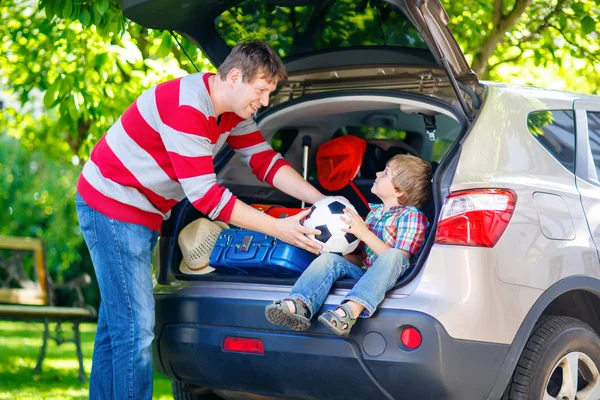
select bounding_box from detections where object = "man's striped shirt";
[77,72,289,230]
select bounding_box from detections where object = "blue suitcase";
[209,229,317,277]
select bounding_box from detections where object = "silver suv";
[123,0,600,398]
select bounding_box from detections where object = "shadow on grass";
[0,321,172,399]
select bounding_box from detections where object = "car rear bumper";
[153,292,509,400]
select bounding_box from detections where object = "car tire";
[172,380,223,400]
[505,316,600,400]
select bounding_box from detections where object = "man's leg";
[89,302,113,399]
[77,194,158,399]
[289,253,365,317]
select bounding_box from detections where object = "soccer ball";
[301,198,360,255]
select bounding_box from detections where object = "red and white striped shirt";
[77,72,290,231]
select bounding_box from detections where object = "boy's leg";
[289,253,365,317]
[76,194,158,400]
[343,248,411,318]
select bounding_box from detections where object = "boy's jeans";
[76,192,159,400]
[290,248,411,318]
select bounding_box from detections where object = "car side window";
[586,112,600,181]
[527,110,576,173]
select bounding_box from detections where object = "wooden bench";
[0,235,97,382]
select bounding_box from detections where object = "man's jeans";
[289,248,411,318]
[76,192,159,400]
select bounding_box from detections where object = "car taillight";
[435,189,516,247]
[222,337,264,354]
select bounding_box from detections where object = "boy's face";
[372,164,402,203]
[226,68,277,119]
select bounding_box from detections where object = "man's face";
[228,69,277,119]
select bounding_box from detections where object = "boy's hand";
[340,208,369,240]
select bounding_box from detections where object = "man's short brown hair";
[218,41,288,84]
[387,154,432,208]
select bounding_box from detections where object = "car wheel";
[172,380,223,400]
[506,316,600,400]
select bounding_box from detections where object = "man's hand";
[340,208,370,241]
[273,208,322,254]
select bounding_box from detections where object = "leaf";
[79,7,90,27]
[572,2,585,14]
[62,0,72,19]
[559,13,567,29]
[581,16,596,35]
[96,0,109,16]
[43,79,61,109]
[156,34,173,57]
[55,0,65,15]
[92,6,102,26]
[45,0,55,18]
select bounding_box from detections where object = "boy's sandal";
[318,304,356,337]
[265,298,311,331]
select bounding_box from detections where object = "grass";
[0,321,172,399]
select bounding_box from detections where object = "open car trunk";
[120,0,480,285]
[155,89,468,288]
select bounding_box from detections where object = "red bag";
[316,136,369,208]
[252,204,306,218]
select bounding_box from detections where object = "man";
[75,41,326,399]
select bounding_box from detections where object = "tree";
[0,0,214,161]
[442,0,599,91]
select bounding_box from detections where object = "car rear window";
[214,0,428,59]
[527,110,576,173]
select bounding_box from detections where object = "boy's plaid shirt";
[362,203,429,269]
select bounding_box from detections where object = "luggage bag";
[209,229,317,277]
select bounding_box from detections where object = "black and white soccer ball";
[301,198,360,255]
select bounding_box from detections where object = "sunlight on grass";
[0,321,172,399]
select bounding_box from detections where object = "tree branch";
[549,24,600,63]
[519,0,570,43]
[493,0,504,27]
[488,46,525,70]
[500,0,532,32]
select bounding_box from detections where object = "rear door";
[574,99,600,260]
[121,0,480,116]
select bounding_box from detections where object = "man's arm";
[228,199,322,254]
[227,121,326,205]
[271,165,326,205]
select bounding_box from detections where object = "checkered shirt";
[362,203,429,269]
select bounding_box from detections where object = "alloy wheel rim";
[544,351,600,400]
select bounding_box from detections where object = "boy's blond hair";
[387,154,432,208]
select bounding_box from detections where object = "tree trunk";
[470,0,532,78]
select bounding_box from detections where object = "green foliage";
[1,0,214,160]
[442,0,600,94]
[0,133,99,304]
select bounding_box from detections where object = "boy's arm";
[360,231,411,258]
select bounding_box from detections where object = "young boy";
[265,154,432,336]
